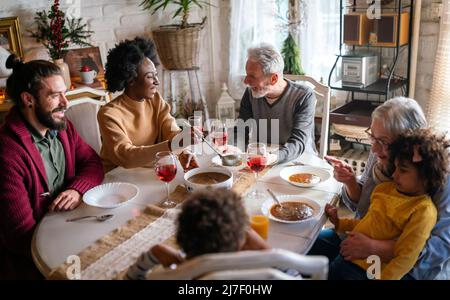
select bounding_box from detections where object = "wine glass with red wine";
[246,143,268,201]
[211,121,228,152]
[155,151,178,208]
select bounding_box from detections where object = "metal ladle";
[183,121,242,167]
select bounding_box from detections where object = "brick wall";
[0,0,230,116]
[0,0,441,111]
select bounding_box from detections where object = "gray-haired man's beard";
[249,85,270,99]
[35,103,67,131]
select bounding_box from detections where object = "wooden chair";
[65,88,109,154]
[145,248,329,280]
[285,75,331,158]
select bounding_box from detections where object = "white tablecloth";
[32,150,342,277]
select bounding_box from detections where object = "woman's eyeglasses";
[365,128,390,149]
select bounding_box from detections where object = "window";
[427,0,450,135]
[228,0,287,99]
[228,0,340,99]
[298,0,340,82]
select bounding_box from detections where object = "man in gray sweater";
[236,43,317,163]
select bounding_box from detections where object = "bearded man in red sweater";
[0,55,104,279]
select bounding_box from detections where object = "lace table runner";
[80,208,179,280]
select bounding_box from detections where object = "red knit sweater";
[0,107,104,279]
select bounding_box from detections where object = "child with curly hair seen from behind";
[125,189,270,280]
[326,128,450,280]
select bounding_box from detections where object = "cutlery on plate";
[291,160,333,171]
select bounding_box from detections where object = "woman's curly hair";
[176,189,249,258]
[104,37,159,93]
[389,128,450,196]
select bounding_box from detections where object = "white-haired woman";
[309,97,450,280]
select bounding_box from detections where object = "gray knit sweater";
[237,79,317,162]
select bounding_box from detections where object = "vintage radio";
[342,53,379,88]
[343,13,373,46]
[372,12,410,47]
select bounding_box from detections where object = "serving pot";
[184,167,233,192]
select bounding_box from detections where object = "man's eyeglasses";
[365,128,390,149]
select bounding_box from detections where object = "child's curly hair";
[105,37,159,93]
[176,189,248,258]
[389,128,450,196]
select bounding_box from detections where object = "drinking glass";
[211,121,228,152]
[250,215,269,240]
[188,116,203,154]
[155,151,178,208]
[246,143,268,201]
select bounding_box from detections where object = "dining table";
[31,145,342,279]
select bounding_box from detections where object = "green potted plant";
[30,0,93,88]
[281,33,305,75]
[139,0,212,70]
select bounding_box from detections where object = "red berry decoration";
[81,65,91,72]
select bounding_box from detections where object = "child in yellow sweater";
[326,129,449,280]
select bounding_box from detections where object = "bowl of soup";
[261,195,323,224]
[184,167,233,192]
[280,166,331,188]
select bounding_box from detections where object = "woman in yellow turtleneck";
[325,129,449,280]
[98,37,197,173]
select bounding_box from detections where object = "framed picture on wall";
[0,16,24,59]
[62,47,105,81]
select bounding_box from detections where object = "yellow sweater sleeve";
[381,202,437,280]
[157,97,180,144]
[336,218,360,233]
[97,96,181,171]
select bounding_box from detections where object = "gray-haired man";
[236,43,317,163]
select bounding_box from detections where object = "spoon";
[267,189,283,207]
[66,214,114,222]
[266,189,290,214]
[183,121,241,166]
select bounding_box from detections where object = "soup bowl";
[184,167,233,192]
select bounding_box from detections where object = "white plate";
[279,165,331,188]
[261,195,323,224]
[83,182,139,208]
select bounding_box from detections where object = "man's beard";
[35,103,67,131]
[249,84,270,99]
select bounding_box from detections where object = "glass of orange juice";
[250,215,269,240]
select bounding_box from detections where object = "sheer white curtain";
[298,0,340,82]
[426,0,450,135]
[228,0,281,99]
[228,0,339,97]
